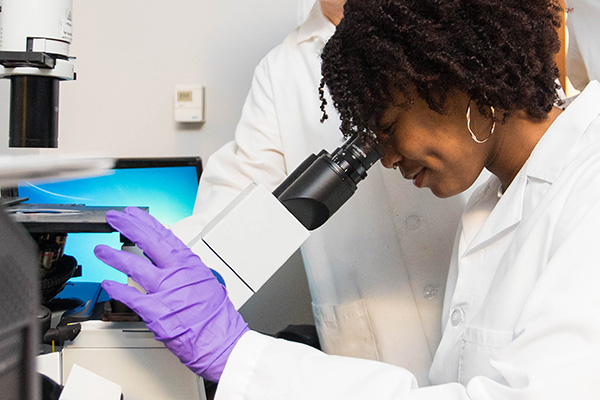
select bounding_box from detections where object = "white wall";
[21,0,295,160]
[1,0,299,160]
[1,0,315,334]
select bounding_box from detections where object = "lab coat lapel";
[526,81,600,184]
[460,174,525,257]
[460,80,600,257]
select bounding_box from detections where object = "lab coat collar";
[525,80,600,184]
[461,81,600,256]
[297,1,336,45]
[460,172,524,257]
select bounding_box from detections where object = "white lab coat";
[215,81,600,399]
[566,0,600,90]
[172,2,477,384]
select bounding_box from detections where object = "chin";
[429,185,462,199]
[431,189,452,198]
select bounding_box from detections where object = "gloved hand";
[94,206,249,382]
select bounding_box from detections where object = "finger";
[101,280,162,322]
[94,244,162,292]
[123,206,165,231]
[105,209,162,249]
[123,207,192,252]
[106,208,193,268]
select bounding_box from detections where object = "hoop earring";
[466,98,495,144]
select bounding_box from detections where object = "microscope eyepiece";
[329,134,383,188]
[274,134,383,230]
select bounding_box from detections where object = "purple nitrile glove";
[94,206,249,382]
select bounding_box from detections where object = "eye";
[380,123,395,136]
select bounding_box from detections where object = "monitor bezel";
[113,157,203,181]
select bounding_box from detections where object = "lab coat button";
[451,308,464,326]
[405,215,422,230]
[423,285,439,300]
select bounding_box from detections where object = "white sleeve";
[171,54,287,243]
[216,331,426,400]
[216,332,483,399]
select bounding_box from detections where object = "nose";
[381,148,402,169]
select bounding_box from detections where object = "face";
[379,90,489,198]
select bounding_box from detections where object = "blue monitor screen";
[18,158,202,283]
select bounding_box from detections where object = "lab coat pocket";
[312,299,379,361]
[459,325,513,384]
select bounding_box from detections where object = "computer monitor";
[17,157,202,283]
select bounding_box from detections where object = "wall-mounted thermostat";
[174,85,205,123]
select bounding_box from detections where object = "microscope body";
[187,183,310,308]
[186,135,383,308]
[0,0,75,148]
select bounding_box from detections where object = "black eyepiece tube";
[274,134,383,230]
[9,75,60,148]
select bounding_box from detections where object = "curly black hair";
[319,0,564,144]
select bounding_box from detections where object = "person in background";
[170,0,482,385]
[564,0,600,91]
[96,0,600,398]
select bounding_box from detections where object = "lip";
[401,167,424,180]
[401,167,426,188]
[412,169,426,188]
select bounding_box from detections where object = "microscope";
[0,0,75,148]
[191,134,383,307]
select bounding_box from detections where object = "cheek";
[392,131,432,160]
[402,123,462,162]
[428,144,486,197]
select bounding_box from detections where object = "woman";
[95,0,600,398]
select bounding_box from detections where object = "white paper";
[37,352,62,385]
[59,364,122,400]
